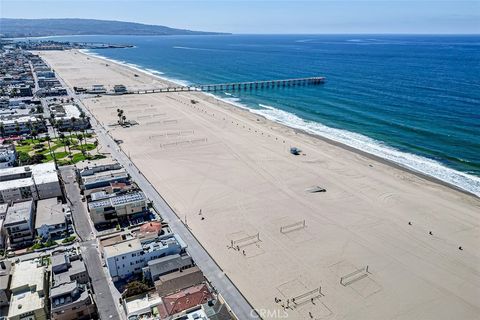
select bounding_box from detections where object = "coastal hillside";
[0,18,227,38]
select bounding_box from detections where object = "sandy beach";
[38,49,480,320]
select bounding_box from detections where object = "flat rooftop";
[4,200,33,226]
[124,292,162,318]
[35,198,65,228]
[63,104,82,118]
[104,238,142,258]
[88,191,146,210]
[51,281,77,298]
[75,156,120,173]
[82,168,128,186]
[10,260,45,293]
[8,291,44,318]
[0,115,39,125]
[0,162,58,191]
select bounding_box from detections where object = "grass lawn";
[72,143,96,152]
[13,134,103,166]
[43,151,69,162]
[16,144,33,153]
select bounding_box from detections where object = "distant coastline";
[0,18,229,38]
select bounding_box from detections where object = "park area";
[13,132,106,166]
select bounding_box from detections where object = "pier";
[130,76,325,94]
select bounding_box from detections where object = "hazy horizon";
[1,0,479,35]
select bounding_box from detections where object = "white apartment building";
[0,162,62,203]
[0,144,16,168]
[0,115,46,136]
[50,104,90,131]
[103,234,187,281]
[8,260,48,320]
[35,198,67,239]
[4,199,35,249]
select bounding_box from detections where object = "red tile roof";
[158,284,212,318]
[139,221,163,235]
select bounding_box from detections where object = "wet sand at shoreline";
[39,49,480,320]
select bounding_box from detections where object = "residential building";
[50,252,97,320]
[35,87,68,97]
[17,85,33,97]
[88,191,147,225]
[145,253,195,282]
[8,260,47,320]
[4,200,35,249]
[0,219,6,249]
[0,204,7,220]
[172,299,234,320]
[81,168,129,191]
[104,234,186,281]
[50,281,96,320]
[157,284,213,319]
[51,254,89,285]
[123,291,162,320]
[35,198,67,239]
[50,104,90,131]
[154,266,204,297]
[0,162,62,203]
[76,158,122,177]
[0,144,16,168]
[0,115,46,136]
[0,261,11,307]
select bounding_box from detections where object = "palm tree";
[78,134,85,155]
[27,120,33,136]
[59,133,67,153]
[14,121,20,137]
[79,112,88,143]
[31,130,38,141]
[71,117,77,131]
[94,138,99,154]
[45,134,57,166]
[70,117,78,148]
[65,139,72,161]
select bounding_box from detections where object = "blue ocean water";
[37,35,480,195]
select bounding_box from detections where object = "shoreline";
[38,49,480,320]
[77,48,479,198]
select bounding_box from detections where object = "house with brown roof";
[157,284,213,319]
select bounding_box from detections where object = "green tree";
[14,121,20,136]
[123,281,149,298]
[45,134,56,166]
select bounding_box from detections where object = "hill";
[0,18,227,38]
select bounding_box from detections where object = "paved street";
[53,72,258,319]
[60,166,122,320]
[60,166,94,241]
[81,239,123,320]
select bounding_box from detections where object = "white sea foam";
[254,104,480,196]
[78,49,480,196]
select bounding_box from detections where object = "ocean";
[33,34,480,195]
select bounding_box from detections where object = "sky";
[1,0,479,34]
